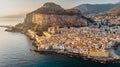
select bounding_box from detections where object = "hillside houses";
[92,16,120,26]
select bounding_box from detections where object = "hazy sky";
[0,0,120,17]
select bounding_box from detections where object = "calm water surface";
[0,18,120,67]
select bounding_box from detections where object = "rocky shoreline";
[34,50,120,64]
[31,42,120,64]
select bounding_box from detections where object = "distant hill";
[99,5,120,16]
[73,3,118,15]
[107,5,120,16]
[117,2,120,4]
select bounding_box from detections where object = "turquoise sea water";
[0,18,120,67]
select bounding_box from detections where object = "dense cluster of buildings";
[27,26,120,59]
[92,16,120,26]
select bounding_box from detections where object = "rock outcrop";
[18,2,92,34]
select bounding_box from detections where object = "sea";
[0,18,120,67]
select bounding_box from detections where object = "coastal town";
[1,0,120,67]
[4,2,120,63]
[27,24,120,62]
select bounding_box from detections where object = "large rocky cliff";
[16,2,92,34]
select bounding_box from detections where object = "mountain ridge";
[99,5,120,16]
[73,3,120,15]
